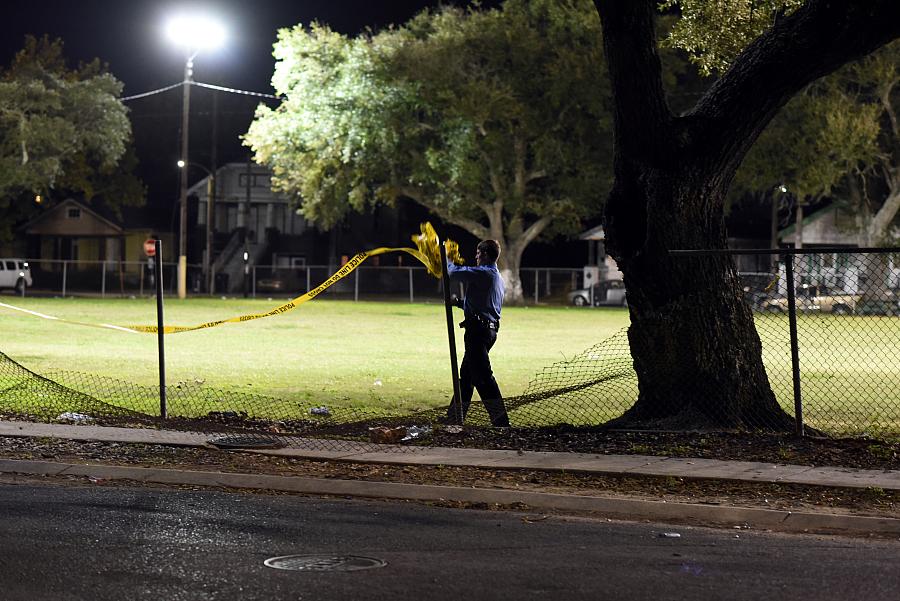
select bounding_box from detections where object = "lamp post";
[177,160,216,294]
[772,184,788,271]
[166,14,225,299]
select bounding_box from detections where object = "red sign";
[144,239,157,257]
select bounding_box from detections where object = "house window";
[238,174,271,188]
[67,208,81,219]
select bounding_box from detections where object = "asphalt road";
[1,480,898,601]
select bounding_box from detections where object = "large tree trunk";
[608,168,792,428]
[498,245,525,305]
[595,0,900,429]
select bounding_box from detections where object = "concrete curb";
[1,459,898,537]
[3,420,900,492]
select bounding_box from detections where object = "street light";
[243,250,250,298]
[177,160,216,294]
[165,14,225,299]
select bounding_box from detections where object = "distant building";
[776,205,900,293]
[186,161,411,293]
[17,198,166,291]
[778,204,859,248]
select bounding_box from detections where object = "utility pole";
[243,157,252,296]
[177,56,193,300]
[206,90,218,294]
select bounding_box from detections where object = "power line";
[192,81,280,100]
[120,83,182,101]
[121,81,281,103]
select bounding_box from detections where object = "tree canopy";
[0,36,141,239]
[245,0,612,301]
[662,2,899,246]
[735,41,899,246]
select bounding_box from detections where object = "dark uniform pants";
[446,323,510,427]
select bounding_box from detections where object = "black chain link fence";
[1,248,898,448]
[732,248,900,438]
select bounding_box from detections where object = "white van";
[0,259,32,294]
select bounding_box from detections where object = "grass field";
[1,296,629,413]
[753,313,900,434]
[2,296,898,433]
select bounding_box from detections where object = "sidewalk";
[2,420,899,492]
[2,420,900,536]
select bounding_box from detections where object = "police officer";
[444,239,510,427]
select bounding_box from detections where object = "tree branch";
[522,214,551,247]
[397,185,491,239]
[593,0,673,158]
[691,0,900,168]
[513,134,526,200]
[478,147,506,202]
[871,190,900,242]
[879,76,900,142]
[525,170,546,184]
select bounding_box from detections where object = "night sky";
[2,0,501,209]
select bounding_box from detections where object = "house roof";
[19,198,124,236]
[778,203,859,246]
[778,205,829,237]
[578,225,606,241]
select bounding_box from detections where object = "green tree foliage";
[661,0,805,76]
[245,0,612,301]
[0,36,141,239]
[736,41,899,245]
[664,2,899,246]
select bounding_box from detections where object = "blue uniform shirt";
[447,260,504,325]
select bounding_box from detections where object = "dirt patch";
[426,426,900,470]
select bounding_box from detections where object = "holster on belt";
[459,314,499,331]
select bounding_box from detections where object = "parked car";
[0,258,32,294]
[257,277,286,292]
[855,291,900,316]
[568,279,628,307]
[761,284,900,316]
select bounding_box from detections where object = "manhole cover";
[207,435,284,450]
[264,555,387,572]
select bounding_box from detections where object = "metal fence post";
[439,241,463,424]
[409,267,414,303]
[101,260,107,298]
[154,240,167,420]
[784,254,805,437]
[354,268,360,301]
[252,265,257,298]
[534,270,539,304]
[306,267,311,293]
[61,261,67,298]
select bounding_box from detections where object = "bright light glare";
[165,15,226,51]
[177,160,186,168]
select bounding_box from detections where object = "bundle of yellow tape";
[125,222,463,334]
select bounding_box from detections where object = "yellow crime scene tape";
[0,222,464,335]
[0,302,142,334]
